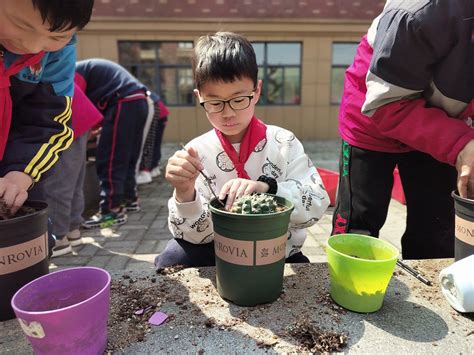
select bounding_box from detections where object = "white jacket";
[168,125,330,258]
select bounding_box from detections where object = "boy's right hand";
[165,146,204,203]
[0,172,31,215]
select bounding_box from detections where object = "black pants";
[96,98,148,212]
[151,117,167,168]
[332,141,456,259]
[139,105,159,171]
[155,238,309,269]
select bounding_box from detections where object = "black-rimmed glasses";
[200,94,255,113]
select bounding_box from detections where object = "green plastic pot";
[209,194,294,306]
[326,233,399,313]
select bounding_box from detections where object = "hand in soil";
[0,199,36,220]
[0,173,31,214]
[0,199,12,220]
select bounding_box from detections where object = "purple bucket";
[11,267,111,355]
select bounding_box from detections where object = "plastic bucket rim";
[11,266,111,316]
[452,190,474,204]
[326,233,399,263]
[0,200,48,227]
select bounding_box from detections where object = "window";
[331,43,358,104]
[118,41,194,106]
[252,42,301,105]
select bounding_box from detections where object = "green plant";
[230,193,279,214]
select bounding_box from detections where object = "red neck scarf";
[0,51,45,160]
[215,116,267,179]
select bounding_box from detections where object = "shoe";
[67,229,82,247]
[136,170,152,185]
[81,209,128,229]
[123,199,141,212]
[52,236,72,257]
[151,166,161,178]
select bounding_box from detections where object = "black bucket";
[452,191,474,261]
[0,201,49,321]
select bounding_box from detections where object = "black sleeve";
[1,82,73,182]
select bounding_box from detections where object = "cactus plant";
[230,193,279,214]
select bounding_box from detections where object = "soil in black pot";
[0,199,36,220]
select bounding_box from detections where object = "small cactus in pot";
[230,193,279,214]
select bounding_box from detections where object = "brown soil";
[0,200,36,220]
[286,318,348,353]
[105,264,349,353]
[400,260,474,324]
[406,260,450,307]
[106,274,167,353]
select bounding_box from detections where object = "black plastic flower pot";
[209,195,294,306]
[0,201,49,321]
[452,191,474,261]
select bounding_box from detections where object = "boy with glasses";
[156,32,330,268]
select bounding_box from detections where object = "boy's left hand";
[0,171,32,215]
[219,178,269,210]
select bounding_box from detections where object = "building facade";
[77,0,384,142]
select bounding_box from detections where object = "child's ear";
[193,89,200,98]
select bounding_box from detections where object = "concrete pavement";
[50,140,407,271]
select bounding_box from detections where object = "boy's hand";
[0,171,32,215]
[166,146,203,203]
[219,178,269,210]
[456,140,474,199]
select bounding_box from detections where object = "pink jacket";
[339,1,473,166]
[158,100,169,119]
[71,76,103,139]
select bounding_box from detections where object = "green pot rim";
[326,233,399,263]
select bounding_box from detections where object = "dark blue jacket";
[75,59,148,110]
[0,40,76,182]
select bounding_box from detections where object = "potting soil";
[105,264,349,353]
[0,199,36,220]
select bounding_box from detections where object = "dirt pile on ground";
[106,275,165,353]
[286,318,348,353]
[105,264,349,353]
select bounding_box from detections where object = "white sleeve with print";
[167,131,219,245]
[259,126,330,257]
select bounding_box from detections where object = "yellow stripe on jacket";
[25,96,74,181]
[34,126,74,181]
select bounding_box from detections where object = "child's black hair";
[32,0,94,32]
[193,32,258,89]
